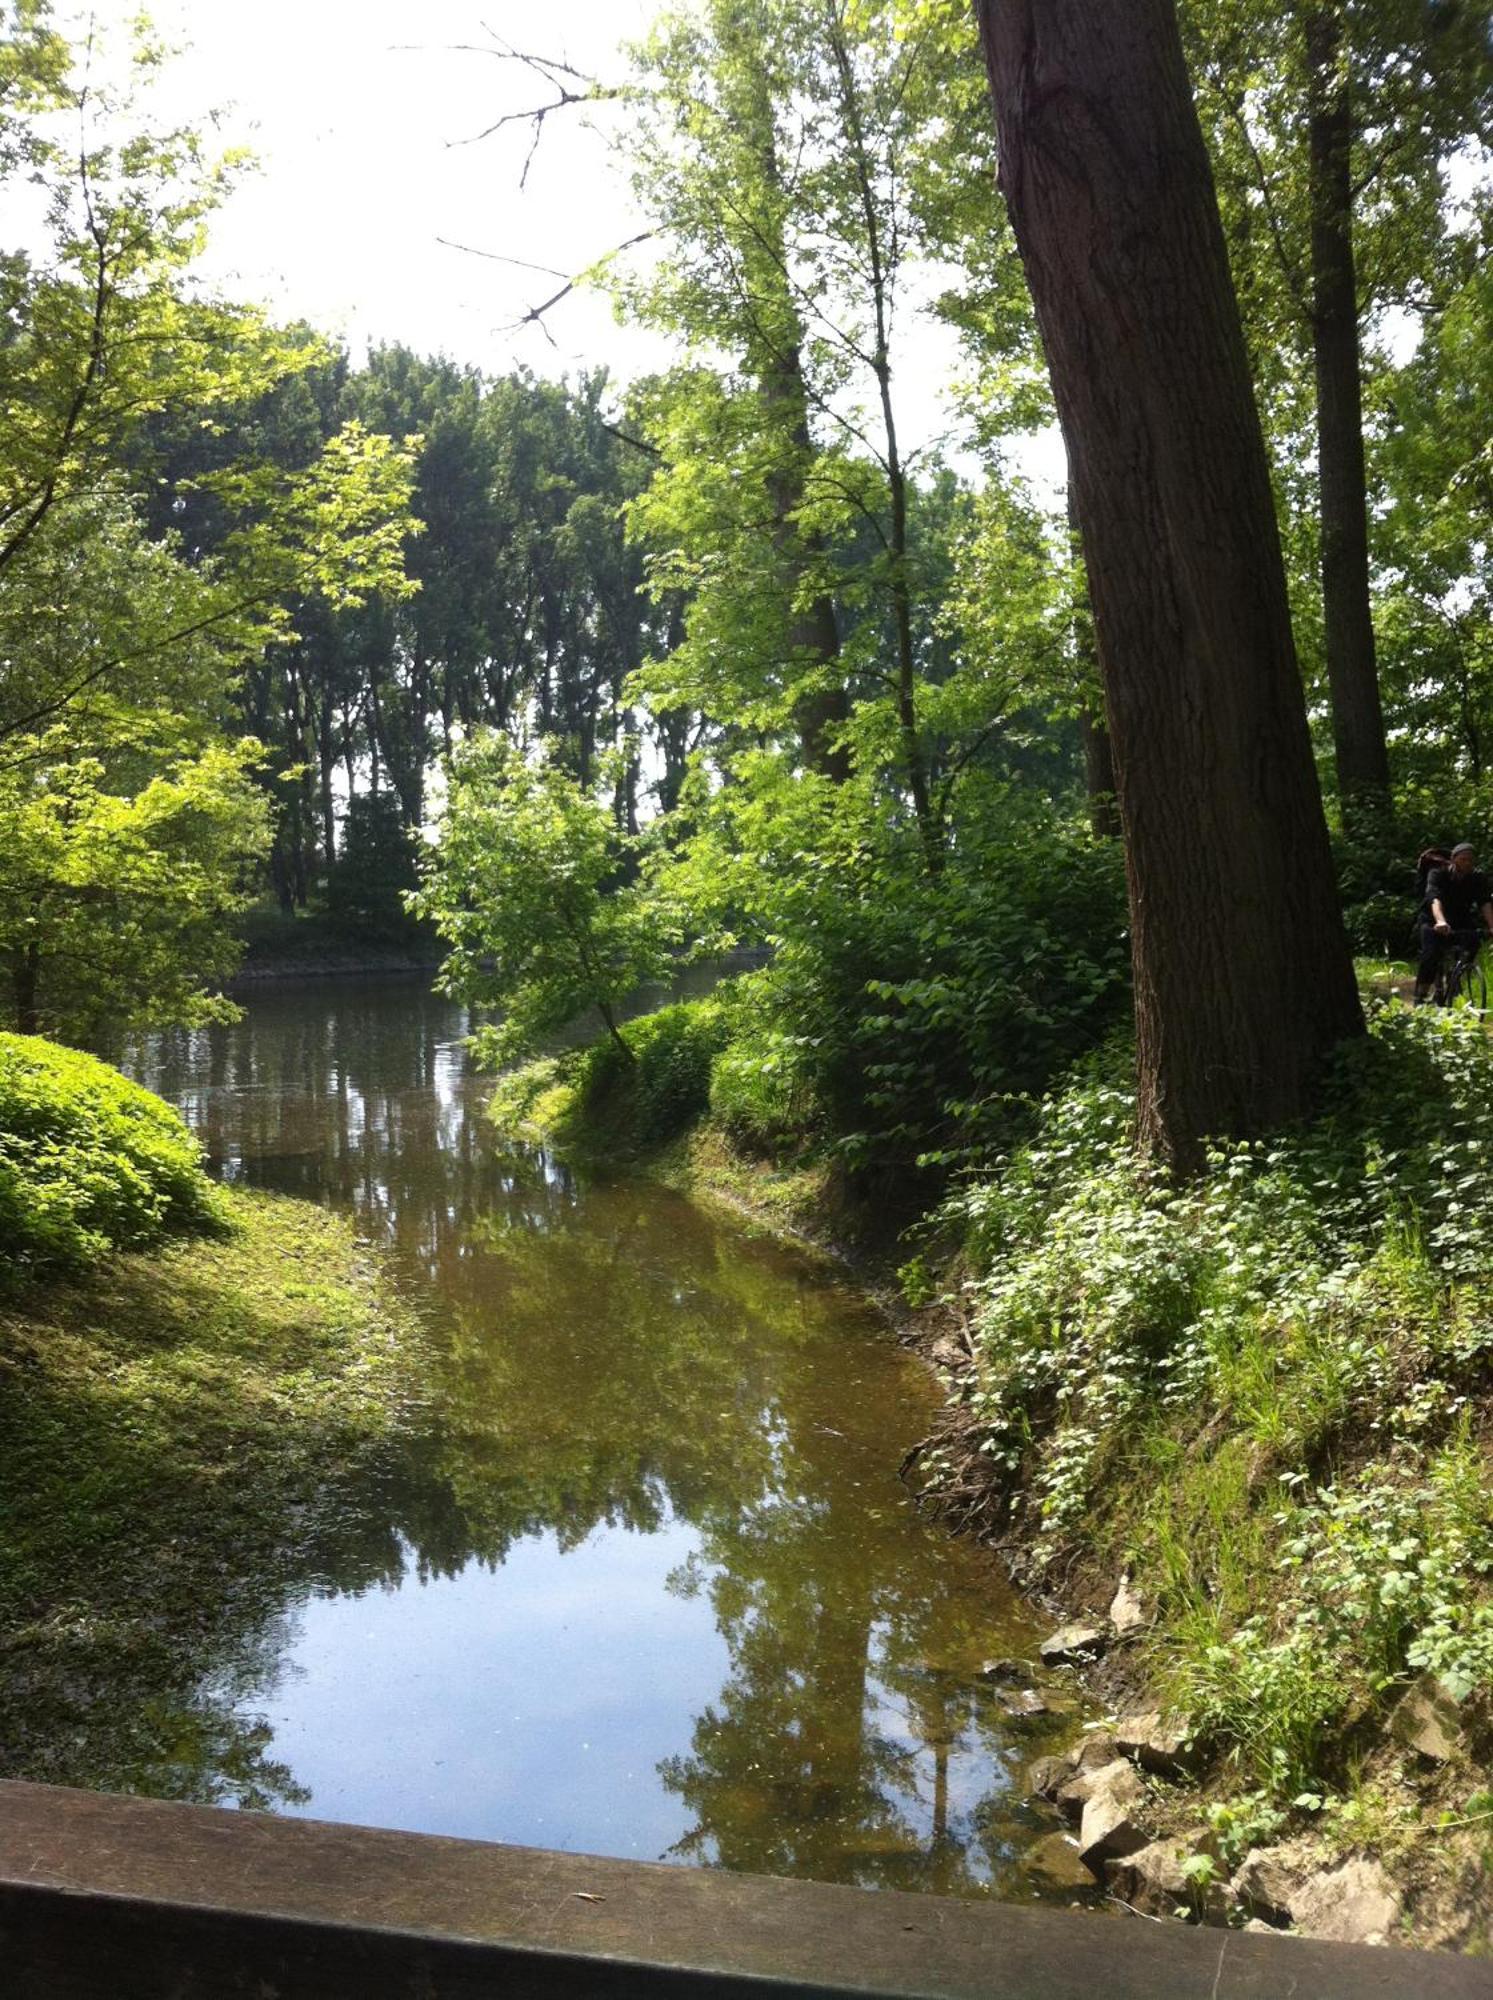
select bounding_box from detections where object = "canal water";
[126,979,1091,1904]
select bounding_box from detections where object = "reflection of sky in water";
[124,982,1091,1901]
[215,1522,724,1858]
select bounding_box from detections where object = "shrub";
[707,976,819,1155]
[0,1034,221,1273]
[667,779,1130,1175]
[567,1000,731,1153]
[935,1004,1493,1796]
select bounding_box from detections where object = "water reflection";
[120,981,1090,1898]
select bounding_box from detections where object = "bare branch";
[485,231,653,342]
[439,31,621,174]
[436,238,570,280]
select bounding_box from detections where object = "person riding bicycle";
[1415,842,1493,1004]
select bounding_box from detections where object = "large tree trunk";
[977,0,1362,1168]
[1304,2,1391,830]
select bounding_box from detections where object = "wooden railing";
[0,1780,1485,1998]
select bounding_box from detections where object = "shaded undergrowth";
[0,1188,417,1803]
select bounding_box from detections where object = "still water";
[127,979,1088,1902]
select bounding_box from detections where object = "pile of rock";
[1025,1721,1403,1944]
[1011,1594,1411,1944]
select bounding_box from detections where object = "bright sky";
[78,0,669,378]
[56,0,1059,486]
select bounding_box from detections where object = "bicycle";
[1433,935,1489,1011]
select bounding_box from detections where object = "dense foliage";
[933,1006,1493,1796]
[0,1034,220,1272]
[5,0,1493,1927]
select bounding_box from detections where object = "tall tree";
[1185,0,1493,828]
[975,0,1363,1166]
[622,0,968,873]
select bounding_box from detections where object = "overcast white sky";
[77,0,669,376]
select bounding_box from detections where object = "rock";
[1039,1622,1108,1667]
[1026,1754,1071,1802]
[978,1656,1037,1687]
[1072,1729,1122,1773]
[1290,1859,1401,1947]
[1390,1676,1462,1764]
[1231,1847,1300,1928]
[1024,1831,1098,1894]
[1056,1750,1125,1813]
[1108,1575,1148,1638]
[1242,1919,1279,1935]
[1106,1833,1231,1923]
[993,1686,1050,1722]
[1113,1710,1195,1779]
[1075,1761,1148,1866]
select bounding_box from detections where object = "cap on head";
[1453,842,1476,858]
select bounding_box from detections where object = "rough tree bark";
[976,0,1363,1167]
[1304,2,1391,829]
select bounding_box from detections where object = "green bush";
[676,785,1130,1176]
[707,976,819,1155]
[937,1005,1493,1796]
[0,1033,221,1273]
[567,1000,731,1153]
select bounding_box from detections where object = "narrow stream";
[126,979,1094,1904]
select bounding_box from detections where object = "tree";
[975,0,1363,1166]
[1374,213,1493,800]
[0,17,419,954]
[624,0,852,785]
[412,736,679,1064]
[620,0,988,876]
[1184,0,1493,828]
[0,735,270,1043]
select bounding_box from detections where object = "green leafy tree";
[1183,0,1493,827]
[413,736,679,1064]
[619,0,1013,875]
[0,736,270,1043]
[325,790,421,936]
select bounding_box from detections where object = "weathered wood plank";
[0,1781,1486,1998]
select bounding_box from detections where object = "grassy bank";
[0,1187,418,1802]
[909,1003,1493,1946]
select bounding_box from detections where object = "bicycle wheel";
[1461,956,1489,1013]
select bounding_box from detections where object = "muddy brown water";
[123,979,1096,1904]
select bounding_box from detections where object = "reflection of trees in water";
[654,1371,1050,1897]
[109,986,1053,1882]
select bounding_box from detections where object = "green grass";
[0,1187,418,1803]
